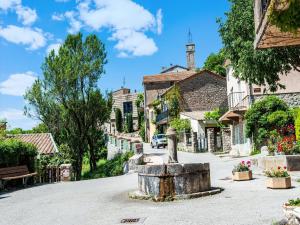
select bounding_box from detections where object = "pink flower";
[241,161,245,164]
[278,166,281,170]
[247,161,251,164]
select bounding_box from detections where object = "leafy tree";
[245,96,294,147]
[135,93,144,130]
[115,108,123,133]
[204,108,225,128]
[32,123,49,133]
[124,113,133,133]
[217,0,300,91]
[165,85,181,119]
[25,33,109,179]
[203,49,226,77]
[170,118,191,133]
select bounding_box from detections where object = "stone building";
[108,88,140,134]
[143,37,198,142]
[220,61,300,156]
[158,70,228,152]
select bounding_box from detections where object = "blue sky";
[0,0,229,129]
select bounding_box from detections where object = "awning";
[219,110,244,123]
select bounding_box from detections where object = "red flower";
[284,166,287,170]
[247,161,251,164]
[241,161,245,164]
[278,166,281,170]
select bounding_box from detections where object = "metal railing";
[156,110,169,124]
[228,92,249,110]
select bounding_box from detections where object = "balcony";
[254,0,300,49]
[156,110,169,125]
[228,92,249,111]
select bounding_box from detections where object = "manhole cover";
[121,218,140,224]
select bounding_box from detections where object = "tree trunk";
[88,138,97,172]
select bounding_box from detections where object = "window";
[254,88,261,93]
[123,101,133,114]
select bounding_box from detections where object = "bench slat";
[2,172,37,181]
[0,166,34,180]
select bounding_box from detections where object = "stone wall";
[221,128,231,153]
[207,128,215,153]
[137,163,211,201]
[179,72,228,112]
[254,93,300,108]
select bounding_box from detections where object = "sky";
[0,0,230,130]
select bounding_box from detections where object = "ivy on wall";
[268,0,300,33]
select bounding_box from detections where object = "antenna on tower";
[122,76,126,88]
[188,29,193,43]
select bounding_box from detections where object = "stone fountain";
[129,127,222,201]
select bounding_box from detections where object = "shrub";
[139,123,146,142]
[115,108,123,133]
[124,113,133,133]
[81,151,134,179]
[232,161,251,174]
[170,118,191,133]
[265,166,290,178]
[286,198,300,206]
[245,96,293,148]
[295,109,300,141]
[0,138,38,172]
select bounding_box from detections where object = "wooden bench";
[0,165,37,189]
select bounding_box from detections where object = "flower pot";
[233,171,252,181]
[282,204,300,219]
[266,177,291,189]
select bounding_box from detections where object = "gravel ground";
[0,144,299,225]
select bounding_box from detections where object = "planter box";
[233,171,252,181]
[266,177,291,189]
[283,204,300,219]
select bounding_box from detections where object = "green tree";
[170,118,191,133]
[115,108,123,133]
[25,33,109,179]
[217,0,300,91]
[203,49,226,77]
[124,113,133,133]
[135,93,144,130]
[245,96,294,147]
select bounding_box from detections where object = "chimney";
[186,30,195,70]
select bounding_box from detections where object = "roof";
[143,71,196,84]
[161,69,226,96]
[180,111,208,121]
[14,133,58,155]
[161,65,188,74]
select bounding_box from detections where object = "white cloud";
[111,29,157,57]
[65,11,82,34]
[0,0,20,11]
[63,0,162,57]
[0,25,47,50]
[0,0,37,25]
[15,5,37,25]
[0,108,38,129]
[156,9,163,35]
[52,12,64,21]
[0,71,37,96]
[46,40,62,55]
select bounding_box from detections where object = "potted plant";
[283,198,300,219]
[265,166,291,189]
[232,161,252,181]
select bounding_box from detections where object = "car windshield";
[156,134,166,139]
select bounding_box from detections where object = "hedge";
[0,139,38,172]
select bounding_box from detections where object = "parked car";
[151,134,167,148]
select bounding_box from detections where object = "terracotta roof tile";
[143,71,196,84]
[14,133,58,155]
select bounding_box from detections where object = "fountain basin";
[130,163,221,201]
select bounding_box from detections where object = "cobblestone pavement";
[1,144,299,225]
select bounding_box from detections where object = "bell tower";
[186,30,195,70]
